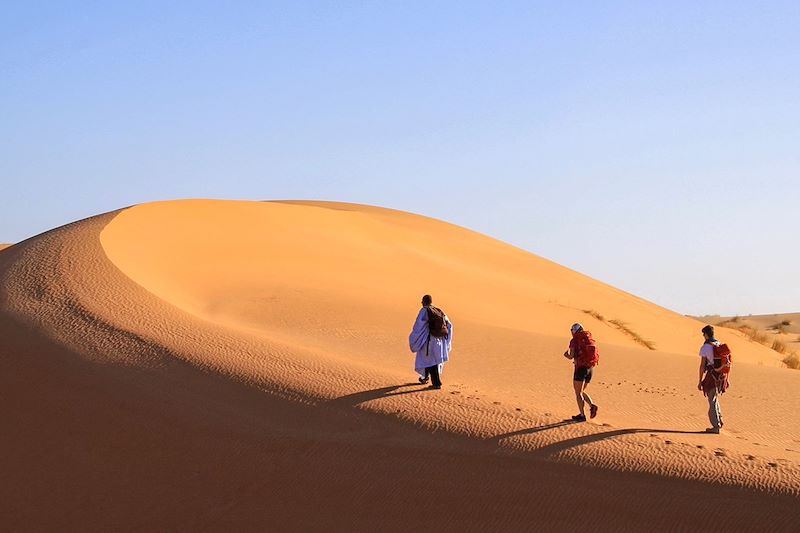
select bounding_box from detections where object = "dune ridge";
[1,199,798,531]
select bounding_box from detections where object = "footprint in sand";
[768,462,778,468]
[450,391,460,395]
[697,445,705,449]
[665,440,673,445]
[746,455,755,460]
[714,450,726,457]
[493,401,501,405]
[515,408,522,411]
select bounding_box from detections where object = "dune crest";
[1,199,798,531]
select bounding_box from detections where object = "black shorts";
[573,366,593,384]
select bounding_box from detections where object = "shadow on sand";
[327,383,430,408]
[490,424,708,458]
[485,420,578,447]
[330,385,710,460]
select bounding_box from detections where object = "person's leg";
[581,386,594,408]
[583,384,600,418]
[707,387,722,429]
[573,380,586,416]
[428,365,441,388]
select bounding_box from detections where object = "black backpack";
[426,306,449,338]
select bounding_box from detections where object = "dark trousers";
[424,365,442,387]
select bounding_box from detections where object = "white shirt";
[699,342,716,366]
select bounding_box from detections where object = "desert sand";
[1,199,798,532]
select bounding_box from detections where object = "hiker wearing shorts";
[698,325,726,434]
[408,294,452,389]
[563,323,600,421]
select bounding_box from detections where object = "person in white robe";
[408,294,453,389]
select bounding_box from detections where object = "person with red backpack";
[698,325,730,434]
[563,323,600,421]
[408,294,453,389]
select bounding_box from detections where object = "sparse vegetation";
[582,309,605,321]
[729,325,796,357]
[718,316,741,328]
[783,352,800,370]
[772,339,788,354]
[608,319,656,350]
[739,326,770,345]
[733,324,759,340]
[769,321,792,334]
[579,310,655,350]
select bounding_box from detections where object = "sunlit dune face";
[100,199,782,366]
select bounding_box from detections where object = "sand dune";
[1,199,798,531]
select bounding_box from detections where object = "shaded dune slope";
[1,200,798,531]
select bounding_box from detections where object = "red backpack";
[712,343,732,375]
[574,331,600,367]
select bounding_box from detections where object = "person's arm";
[409,308,429,353]
[698,357,706,391]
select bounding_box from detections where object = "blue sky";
[2,1,798,315]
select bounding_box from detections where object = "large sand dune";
[1,199,798,531]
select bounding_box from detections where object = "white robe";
[408,307,453,377]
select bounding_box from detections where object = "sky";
[2,1,798,316]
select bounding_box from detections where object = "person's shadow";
[485,420,578,447]
[489,424,707,458]
[327,383,429,408]
[329,386,708,459]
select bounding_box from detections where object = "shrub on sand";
[783,352,800,370]
[609,319,656,350]
[582,309,605,322]
[745,328,769,345]
[772,339,788,354]
[770,321,791,333]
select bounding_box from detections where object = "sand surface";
[1,199,798,532]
